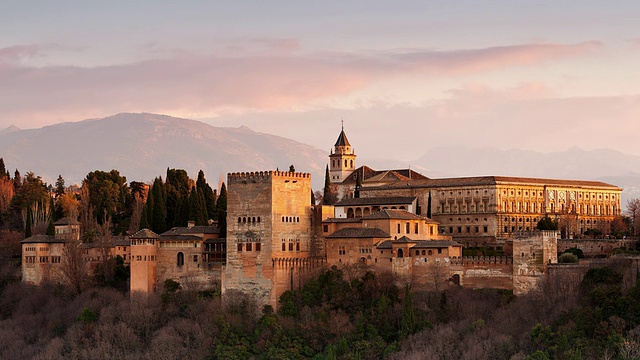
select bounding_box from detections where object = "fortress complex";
[327,127,622,248]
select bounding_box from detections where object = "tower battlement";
[227,171,311,183]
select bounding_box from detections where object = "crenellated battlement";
[227,171,311,183]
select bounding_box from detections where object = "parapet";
[227,170,311,183]
[449,256,513,265]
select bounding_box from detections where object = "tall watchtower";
[224,171,315,309]
[130,229,158,296]
[329,123,356,183]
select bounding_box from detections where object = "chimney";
[187,221,195,228]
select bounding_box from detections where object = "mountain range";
[0,113,638,206]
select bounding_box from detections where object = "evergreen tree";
[0,158,7,179]
[401,284,415,337]
[188,187,207,226]
[24,208,32,238]
[150,177,167,233]
[196,170,217,221]
[174,196,189,227]
[13,169,21,189]
[46,213,55,236]
[165,168,190,227]
[354,172,362,198]
[216,183,227,237]
[139,195,151,230]
[323,165,333,205]
[289,164,295,172]
[54,175,65,198]
[427,191,432,218]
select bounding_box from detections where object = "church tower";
[329,123,356,183]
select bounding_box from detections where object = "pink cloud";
[0,45,41,64]
[0,41,603,128]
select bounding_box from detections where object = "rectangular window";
[484,226,488,233]
[246,243,252,251]
[289,243,294,251]
[438,248,442,254]
[449,227,453,234]
[406,222,410,233]
[323,225,328,232]
[237,243,243,252]
[339,246,346,255]
[296,242,300,251]
[414,223,418,234]
[256,243,261,252]
[193,255,198,262]
[397,224,401,233]
[282,243,286,251]
[457,226,462,233]
[466,226,470,233]
[474,226,479,233]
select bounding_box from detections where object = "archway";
[397,249,404,258]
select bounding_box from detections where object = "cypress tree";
[188,186,207,226]
[54,175,65,198]
[323,165,333,205]
[24,208,32,238]
[196,170,217,221]
[216,183,227,237]
[151,177,167,233]
[354,172,362,198]
[13,169,21,189]
[401,284,416,337]
[46,216,55,236]
[0,158,6,179]
[427,191,432,218]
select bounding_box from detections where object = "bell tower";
[329,121,356,183]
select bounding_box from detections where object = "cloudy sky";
[2,1,640,160]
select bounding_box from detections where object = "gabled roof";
[340,166,429,185]
[396,236,417,243]
[323,218,363,223]
[54,217,80,226]
[21,234,65,244]
[334,129,351,147]
[326,227,390,238]
[334,196,416,207]
[130,229,159,239]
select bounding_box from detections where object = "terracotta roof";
[361,175,621,190]
[326,227,390,238]
[21,234,65,244]
[334,129,351,147]
[160,225,219,236]
[79,236,130,248]
[396,236,417,243]
[54,217,80,225]
[363,209,433,221]
[376,240,393,249]
[340,166,429,185]
[130,229,159,239]
[335,196,416,206]
[159,234,203,241]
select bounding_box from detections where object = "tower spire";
[341,117,344,131]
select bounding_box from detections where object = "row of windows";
[281,216,300,223]
[238,216,261,223]
[132,239,155,246]
[439,202,488,214]
[238,243,262,252]
[331,159,354,168]
[25,256,62,264]
[24,246,36,252]
[446,226,488,234]
[281,242,300,252]
[134,255,156,261]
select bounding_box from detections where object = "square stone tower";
[223,170,314,309]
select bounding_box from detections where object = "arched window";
[397,249,404,258]
[344,159,348,167]
[422,250,426,255]
[428,250,433,256]
[257,217,261,223]
[252,217,256,223]
[350,160,353,168]
[238,217,241,223]
[347,208,355,218]
[177,252,184,267]
[242,217,246,223]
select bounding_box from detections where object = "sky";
[2,1,640,161]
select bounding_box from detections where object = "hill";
[0,113,328,189]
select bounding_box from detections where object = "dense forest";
[0,262,639,359]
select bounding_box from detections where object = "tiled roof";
[130,229,159,239]
[79,236,130,248]
[340,166,429,185]
[335,196,416,206]
[159,234,203,241]
[363,209,432,221]
[326,227,390,238]
[377,240,393,249]
[160,225,219,236]
[396,236,417,243]
[54,217,80,225]
[334,129,351,147]
[361,176,621,190]
[21,234,65,244]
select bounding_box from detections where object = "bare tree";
[60,239,90,294]
[0,176,14,214]
[425,261,449,292]
[626,198,640,236]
